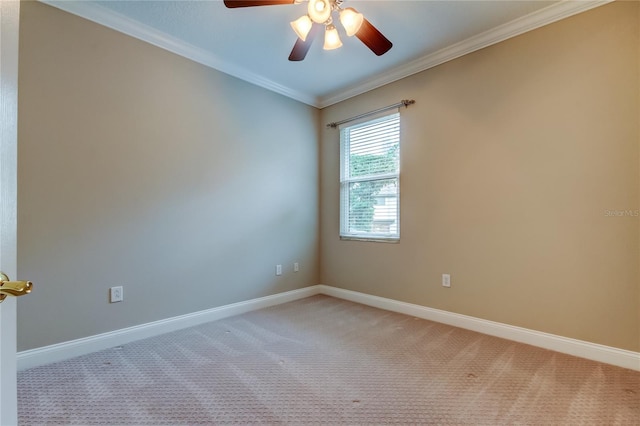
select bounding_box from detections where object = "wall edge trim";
[38,0,612,109]
[17,286,322,371]
[18,284,639,371]
[318,0,614,107]
[38,0,320,107]
[318,285,640,371]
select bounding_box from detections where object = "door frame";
[0,0,21,424]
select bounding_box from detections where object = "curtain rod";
[326,99,415,128]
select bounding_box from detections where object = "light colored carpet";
[18,295,640,424]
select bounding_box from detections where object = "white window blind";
[340,111,400,240]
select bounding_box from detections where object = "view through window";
[340,112,400,240]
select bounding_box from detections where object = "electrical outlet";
[442,274,451,288]
[110,286,123,303]
[276,265,282,276]
[294,262,299,272]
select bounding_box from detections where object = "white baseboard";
[17,285,321,371]
[318,285,640,372]
[18,284,639,372]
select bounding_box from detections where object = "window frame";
[339,111,400,242]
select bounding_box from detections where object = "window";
[340,112,400,241]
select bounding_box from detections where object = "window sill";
[340,236,400,244]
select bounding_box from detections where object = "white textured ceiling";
[42,0,609,107]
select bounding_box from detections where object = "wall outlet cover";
[442,274,451,288]
[110,286,123,303]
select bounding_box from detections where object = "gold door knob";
[0,272,33,302]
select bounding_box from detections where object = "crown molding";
[41,0,611,109]
[317,0,613,108]
[39,0,320,107]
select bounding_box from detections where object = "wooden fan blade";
[288,24,321,61]
[355,18,393,56]
[223,0,295,8]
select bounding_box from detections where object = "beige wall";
[17,2,319,351]
[320,1,640,351]
[16,1,639,354]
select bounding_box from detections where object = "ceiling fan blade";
[223,0,295,8]
[288,24,321,61]
[355,18,393,56]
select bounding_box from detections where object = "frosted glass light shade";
[339,7,363,37]
[323,24,342,50]
[290,15,313,41]
[308,0,331,24]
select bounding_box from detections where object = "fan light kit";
[224,0,392,61]
[292,0,362,49]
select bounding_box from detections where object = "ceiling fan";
[223,0,392,61]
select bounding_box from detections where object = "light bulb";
[339,7,363,37]
[308,0,331,24]
[323,24,342,50]
[290,15,313,41]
